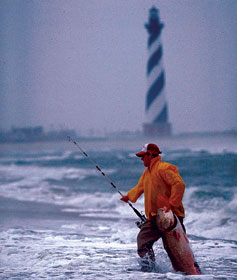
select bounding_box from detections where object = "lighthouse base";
[143,122,172,137]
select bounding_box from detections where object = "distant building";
[143,7,172,136]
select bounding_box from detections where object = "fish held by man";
[156,208,201,275]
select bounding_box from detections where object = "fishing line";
[67,136,146,227]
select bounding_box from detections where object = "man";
[120,143,186,271]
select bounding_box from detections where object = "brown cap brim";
[136,151,146,157]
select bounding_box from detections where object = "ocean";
[0,135,236,280]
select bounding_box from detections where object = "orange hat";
[136,143,161,157]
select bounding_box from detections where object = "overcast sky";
[0,0,236,135]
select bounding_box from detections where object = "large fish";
[156,209,201,275]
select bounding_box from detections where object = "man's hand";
[157,195,171,212]
[162,205,171,213]
[120,195,129,203]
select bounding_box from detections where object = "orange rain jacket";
[127,156,185,219]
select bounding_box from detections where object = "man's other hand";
[120,195,129,203]
[162,205,171,213]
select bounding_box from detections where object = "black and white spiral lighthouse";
[143,7,172,136]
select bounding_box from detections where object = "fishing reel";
[136,212,147,228]
[136,220,146,229]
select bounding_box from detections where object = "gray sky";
[1,0,236,135]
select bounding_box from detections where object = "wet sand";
[0,196,120,231]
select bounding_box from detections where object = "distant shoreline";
[0,126,236,144]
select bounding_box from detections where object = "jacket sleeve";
[127,173,145,203]
[159,168,185,208]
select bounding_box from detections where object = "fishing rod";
[67,136,146,228]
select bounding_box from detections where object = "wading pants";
[137,216,186,259]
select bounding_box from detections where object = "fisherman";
[120,143,186,272]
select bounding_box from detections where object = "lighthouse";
[143,7,172,136]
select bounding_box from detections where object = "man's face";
[141,153,153,167]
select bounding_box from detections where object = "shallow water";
[0,135,236,279]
